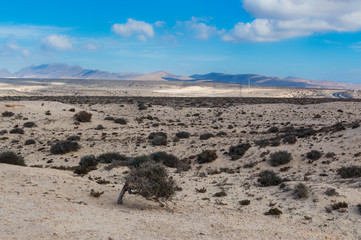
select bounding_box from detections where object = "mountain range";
[1,63,360,90]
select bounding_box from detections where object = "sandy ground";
[0,98,360,239]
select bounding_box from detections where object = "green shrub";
[150,152,180,168]
[337,166,361,178]
[197,150,217,164]
[23,122,37,128]
[200,133,214,140]
[151,136,167,146]
[24,139,36,145]
[0,151,25,166]
[79,155,97,168]
[10,128,24,134]
[50,140,80,154]
[176,131,190,139]
[258,170,282,186]
[114,118,127,124]
[74,111,92,122]
[129,155,152,167]
[269,151,292,166]
[265,208,282,215]
[229,143,251,160]
[293,183,309,199]
[117,161,176,204]
[67,135,81,141]
[97,152,128,164]
[306,150,322,161]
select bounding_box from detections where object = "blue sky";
[0,0,361,83]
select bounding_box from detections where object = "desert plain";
[0,79,361,240]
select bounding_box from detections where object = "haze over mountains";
[1,63,360,90]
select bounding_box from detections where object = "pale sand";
[0,99,361,239]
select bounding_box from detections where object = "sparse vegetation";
[269,151,292,166]
[0,151,25,166]
[129,155,152,167]
[50,140,80,154]
[200,133,214,140]
[24,139,36,145]
[97,152,128,164]
[150,152,180,168]
[151,136,167,146]
[67,135,81,141]
[23,121,37,128]
[10,128,24,134]
[213,190,227,197]
[258,170,282,186]
[74,111,92,122]
[331,202,348,210]
[337,166,361,178]
[79,155,97,168]
[293,183,309,199]
[306,150,323,161]
[197,150,217,164]
[229,143,251,160]
[117,160,176,204]
[265,208,282,215]
[2,111,14,117]
[114,118,127,124]
[175,131,190,139]
[239,200,251,206]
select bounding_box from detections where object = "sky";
[0,0,361,83]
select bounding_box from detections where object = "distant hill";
[189,73,361,90]
[1,63,360,89]
[0,68,14,77]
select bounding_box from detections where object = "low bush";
[74,111,92,122]
[117,161,176,204]
[176,131,190,139]
[269,151,292,166]
[229,143,251,160]
[200,133,214,140]
[197,150,217,164]
[23,122,37,128]
[114,118,127,125]
[331,202,348,210]
[79,155,98,168]
[306,150,323,161]
[104,116,115,121]
[24,139,36,145]
[268,126,279,133]
[151,136,167,146]
[2,111,14,117]
[148,132,167,140]
[337,166,361,178]
[10,128,24,134]
[67,135,81,141]
[239,200,251,206]
[129,155,152,167]
[150,152,180,168]
[265,208,282,216]
[50,140,80,154]
[0,151,25,166]
[258,170,282,186]
[293,183,309,199]
[97,152,128,164]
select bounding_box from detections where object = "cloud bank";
[223,0,361,42]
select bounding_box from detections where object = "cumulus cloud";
[223,0,361,42]
[183,17,224,40]
[0,40,30,56]
[41,34,73,51]
[112,18,154,41]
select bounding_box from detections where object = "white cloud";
[223,0,361,42]
[41,34,73,51]
[84,43,98,51]
[112,18,154,41]
[154,21,166,27]
[183,17,224,40]
[0,40,30,57]
[0,24,70,39]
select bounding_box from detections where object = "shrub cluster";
[24,139,36,145]
[2,111,14,117]
[229,143,251,160]
[293,183,309,199]
[114,118,127,125]
[176,131,190,139]
[23,122,37,128]
[10,128,24,134]
[306,150,323,161]
[258,170,282,186]
[200,133,214,140]
[269,151,292,166]
[337,166,361,178]
[67,135,81,141]
[197,150,217,164]
[0,151,25,166]
[74,111,92,122]
[79,155,97,168]
[97,152,128,164]
[50,140,80,154]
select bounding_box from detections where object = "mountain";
[189,73,361,90]
[128,71,191,81]
[0,68,14,77]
